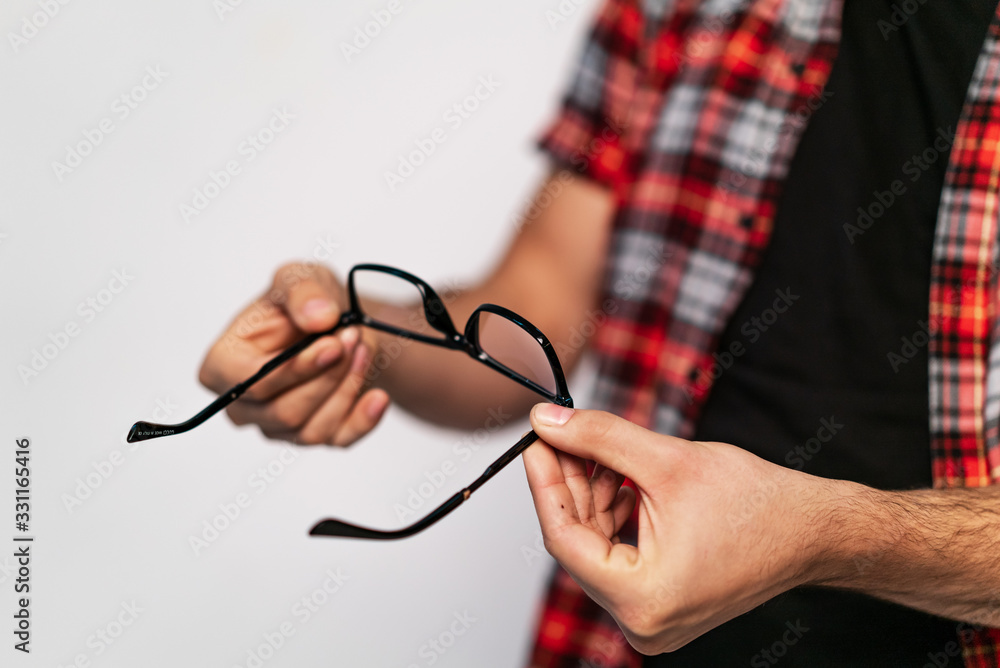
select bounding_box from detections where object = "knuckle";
[266,401,309,431]
[329,429,357,447]
[225,405,248,426]
[582,410,619,445]
[239,382,271,402]
[657,439,695,474]
[295,427,327,446]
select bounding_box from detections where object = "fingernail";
[315,343,342,368]
[339,327,360,351]
[366,393,389,420]
[534,403,574,427]
[302,298,335,323]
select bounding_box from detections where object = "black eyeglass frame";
[127,263,573,540]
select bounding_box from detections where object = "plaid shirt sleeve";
[537,0,645,194]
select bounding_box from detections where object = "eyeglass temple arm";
[127,314,356,443]
[308,430,541,540]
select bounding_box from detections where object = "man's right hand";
[198,262,390,446]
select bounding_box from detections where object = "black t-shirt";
[645,0,995,665]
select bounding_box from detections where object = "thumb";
[269,263,345,332]
[529,404,667,484]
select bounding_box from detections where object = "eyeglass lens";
[351,268,448,339]
[477,312,558,395]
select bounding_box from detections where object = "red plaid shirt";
[530,0,1000,666]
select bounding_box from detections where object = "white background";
[0,0,600,666]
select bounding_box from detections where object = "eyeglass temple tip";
[309,518,401,540]
[126,421,174,443]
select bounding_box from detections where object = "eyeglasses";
[127,263,573,540]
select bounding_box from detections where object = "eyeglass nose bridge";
[348,263,461,339]
[420,291,457,336]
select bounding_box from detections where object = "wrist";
[798,477,895,589]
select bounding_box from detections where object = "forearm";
[811,482,1000,626]
[366,171,616,428]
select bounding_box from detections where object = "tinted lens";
[478,312,557,395]
[352,269,446,339]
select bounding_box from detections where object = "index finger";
[522,439,617,567]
